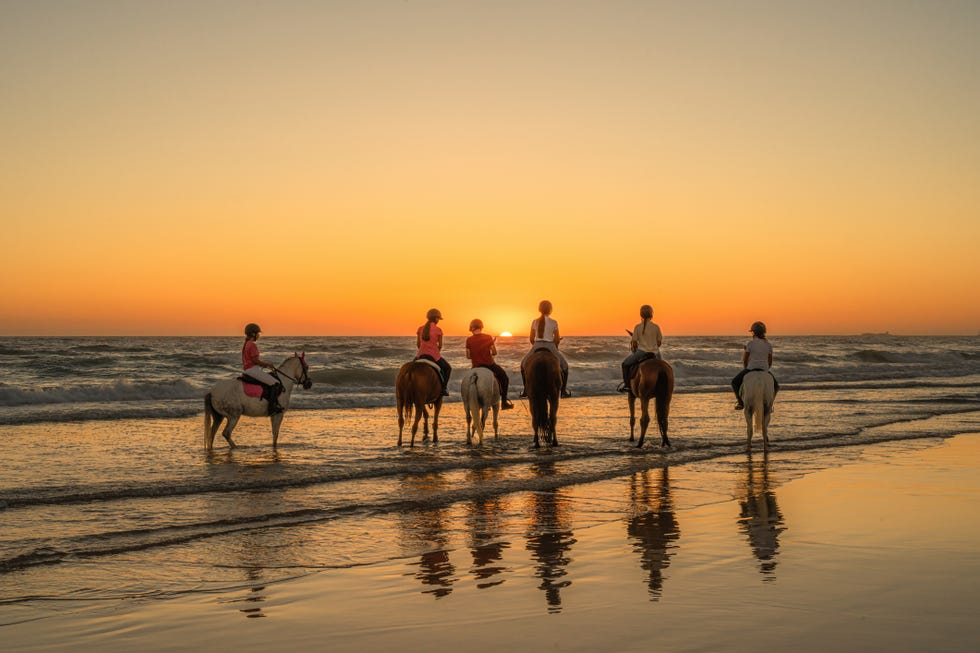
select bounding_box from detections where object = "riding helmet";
[244,323,262,337]
[750,321,767,336]
[426,308,442,322]
[469,319,484,331]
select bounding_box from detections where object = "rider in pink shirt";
[242,323,284,414]
[416,308,451,396]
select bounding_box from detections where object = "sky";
[2,1,978,336]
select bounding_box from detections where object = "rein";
[270,356,309,385]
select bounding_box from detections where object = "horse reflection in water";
[524,461,576,613]
[737,451,786,580]
[205,459,310,619]
[626,467,680,600]
[465,467,511,589]
[398,472,457,597]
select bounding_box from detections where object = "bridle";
[272,353,313,389]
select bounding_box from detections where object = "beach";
[2,336,979,651]
[4,427,978,652]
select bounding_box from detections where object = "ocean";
[2,335,979,622]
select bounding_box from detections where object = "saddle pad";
[241,381,264,398]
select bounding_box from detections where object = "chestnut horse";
[524,349,562,447]
[395,360,444,446]
[627,357,674,448]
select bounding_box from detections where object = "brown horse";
[396,360,444,446]
[524,349,562,447]
[628,358,674,448]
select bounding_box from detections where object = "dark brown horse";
[396,360,444,446]
[524,349,562,447]
[628,358,674,448]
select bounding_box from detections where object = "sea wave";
[0,379,204,407]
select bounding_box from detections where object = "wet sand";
[5,433,980,653]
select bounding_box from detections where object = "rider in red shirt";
[465,319,514,409]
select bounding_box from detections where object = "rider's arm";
[437,334,443,351]
[742,350,750,368]
[553,324,562,347]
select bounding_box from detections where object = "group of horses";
[203,350,776,452]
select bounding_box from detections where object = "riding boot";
[268,383,285,415]
[560,370,571,398]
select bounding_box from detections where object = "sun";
[499,331,513,338]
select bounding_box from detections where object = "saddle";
[626,352,659,383]
[239,375,279,402]
[414,357,445,384]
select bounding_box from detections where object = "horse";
[524,349,562,447]
[742,370,775,450]
[204,353,312,451]
[395,360,444,446]
[460,367,501,445]
[627,357,674,448]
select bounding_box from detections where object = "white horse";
[204,353,312,451]
[460,367,501,445]
[742,370,775,450]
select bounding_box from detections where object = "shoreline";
[5,432,979,652]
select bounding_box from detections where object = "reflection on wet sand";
[399,472,457,598]
[626,467,680,600]
[206,456,306,619]
[524,461,576,613]
[465,467,511,589]
[737,452,786,580]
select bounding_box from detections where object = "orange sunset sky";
[2,2,978,336]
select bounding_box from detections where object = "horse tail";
[747,373,766,432]
[204,393,213,447]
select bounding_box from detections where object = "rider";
[731,321,780,410]
[519,300,571,398]
[242,323,284,415]
[465,318,515,410]
[416,308,451,396]
[618,305,663,392]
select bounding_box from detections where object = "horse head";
[281,352,313,389]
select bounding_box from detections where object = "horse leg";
[397,400,407,447]
[762,410,771,451]
[204,395,225,452]
[637,396,651,448]
[432,399,441,444]
[491,404,499,440]
[628,393,637,442]
[411,402,424,447]
[222,415,241,448]
[549,397,559,446]
[271,412,284,448]
[656,389,672,448]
